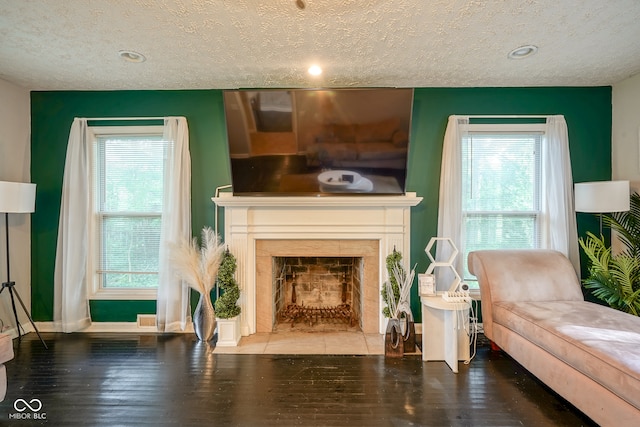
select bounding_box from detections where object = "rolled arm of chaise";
[468,249,583,340]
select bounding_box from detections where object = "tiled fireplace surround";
[212,193,422,337]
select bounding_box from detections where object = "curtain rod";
[83,117,166,121]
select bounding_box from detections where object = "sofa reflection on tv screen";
[305,118,409,170]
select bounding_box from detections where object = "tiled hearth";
[212,193,422,339]
[213,331,385,355]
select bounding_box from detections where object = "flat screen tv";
[222,88,414,196]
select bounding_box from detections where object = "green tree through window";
[461,131,542,282]
[93,130,167,291]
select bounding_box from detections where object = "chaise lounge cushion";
[493,300,640,411]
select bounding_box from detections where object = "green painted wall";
[31,87,612,322]
[30,90,228,321]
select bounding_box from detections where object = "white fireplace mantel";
[212,193,423,208]
[211,192,423,337]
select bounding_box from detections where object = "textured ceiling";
[1,0,640,90]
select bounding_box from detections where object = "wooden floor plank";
[0,333,597,426]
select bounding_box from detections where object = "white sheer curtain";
[156,117,192,332]
[54,118,93,332]
[54,117,192,333]
[436,114,580,287]
[543,115,580,272]
[436,116,468,286]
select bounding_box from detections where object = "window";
[89,126,166,299]
[438,116,578,293]
[461,124,545,284]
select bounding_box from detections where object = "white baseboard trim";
[31,321,194,334]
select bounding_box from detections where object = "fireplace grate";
[279,303,356,327]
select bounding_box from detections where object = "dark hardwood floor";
[1,332,597,426]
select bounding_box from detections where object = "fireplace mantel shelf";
[212,191,422,208]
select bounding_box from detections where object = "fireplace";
[272,256,363,331]
[212,193,422,337]
[256,239,378,333]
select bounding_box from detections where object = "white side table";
[421,294,470,373]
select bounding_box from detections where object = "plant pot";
[384,318,404,358]
[215,315,241,347]
[193,291,216,342]
[400,310,416,353]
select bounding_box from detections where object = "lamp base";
[0,281,48,349]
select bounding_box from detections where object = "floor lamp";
[574,180,630,235]
[0,181,47,348]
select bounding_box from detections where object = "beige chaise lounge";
[468,249,640,426]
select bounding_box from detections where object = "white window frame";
[88,125,164,300]
[461,123,547,284]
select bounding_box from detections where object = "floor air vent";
[137,314,157,328]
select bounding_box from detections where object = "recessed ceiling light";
[118,50,146,63]
[508,45,538,60]
[308,65,322,76]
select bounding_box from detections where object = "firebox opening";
[272,256,363,331]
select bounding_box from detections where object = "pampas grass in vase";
[170,227,225,341]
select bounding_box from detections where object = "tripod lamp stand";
[0,181,47,348]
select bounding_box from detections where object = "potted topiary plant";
[579,192,640,316]
[214,248,242,346]
[381,248,416,357]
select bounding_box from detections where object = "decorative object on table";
[418,273,436,296]
[424,237,461,292]
[579,191,640,316]
[170,227,225,341]
[214,248,242,346]
[0,181,47,349]
[575,180,630,235]
[381,248,417,357]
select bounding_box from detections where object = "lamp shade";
[574,180,630,213]
[0,181,36,213]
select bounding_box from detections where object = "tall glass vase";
[193,291,216,342]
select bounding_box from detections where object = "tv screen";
[222,88,414,196]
